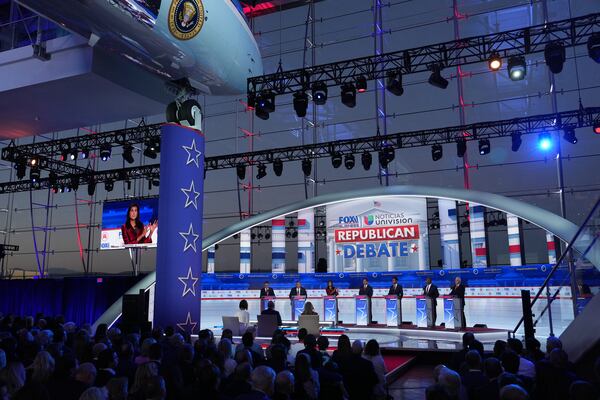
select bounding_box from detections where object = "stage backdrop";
[326,197,429,272]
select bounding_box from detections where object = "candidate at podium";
[359,278,374,324]
[449,276,466,329]
[289,281,307,299]
[325,280,339,296]
[260,281,275,298]
[423,277,439,326]
[388,276,403,299]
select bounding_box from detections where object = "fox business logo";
[338,213,413,227]
[168,0,205,40]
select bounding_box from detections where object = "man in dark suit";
[388,276,403,299]
[259,281,275,298]
[423,277,439,326]
[450,276,466,329]
[359,278,374,324]
[288,281,307,299]
[260,300,282,326]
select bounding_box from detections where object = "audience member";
[261,301,282,326]
[289,328,307,361]
[472,357,503,400]
[294,353,319,400]
[363,339,387,400]
[507,338,535,378]
[460,349,487,398]
[273,370,294,400]
[316,336,331,366]
[297,334,321,370]
[499,383,528,400]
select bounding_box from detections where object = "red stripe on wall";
[509,245,521,253]
[475,247,487,256]
[272,219,285,226]
[547,241,556,250]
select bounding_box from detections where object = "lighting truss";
[247,13,600,97]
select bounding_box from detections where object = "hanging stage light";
[273,158,283,176]
[331,152,342,168]
[386,70,404,96]
[488,52,502,71]
[511,132,522,152]
[507,56,526,81]
[428,65,448,89]
[588,33,600,63]
[256,163,267,179]
[105,180,114,192]
[340,84,357,108]
[431,144,443,161]
[302,158,312,176]
[356,76,367,93]
[563,127,577,144]
[344,153,355,170]
[87,177,96,196]
[255,90,275,120]
[60,150,69,162]
[545,42,566,74]
[538,132,553,151]
[69,149,78,161]
[70,175,79,191]
[456,138,467,158]
[293,91,309,118]
[361,151,372,170]
[311,81,328,105]
[478,139,491,155]
[378,146,395,168]
[29,166,40,182]
[15,159,26,180]
[236,163,246,180]
[122,144,135,164]
[144,141,157,159]
[594,121,600,134]
[99,144,112,161]
[80,148,90,159]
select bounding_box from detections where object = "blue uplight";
[538,133,553,151]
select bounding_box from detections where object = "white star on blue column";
[181,180,200,209]
[182,139,202,168]
[178,266,199,297]
[177,312,198,333]
[179,223,199,253]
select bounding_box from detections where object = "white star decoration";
[178,267,199,297]
[179,223,200,253]
[181,180,200,209]
[182,139,202,168]
[177,312,197,333]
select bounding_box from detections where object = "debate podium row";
[261,295,464,328]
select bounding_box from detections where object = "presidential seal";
[168,0,205,40]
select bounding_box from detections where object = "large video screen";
[101,198,159,250]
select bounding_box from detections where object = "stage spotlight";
[428,65,448,89]
[30,166,40,182]
[361,151,372,170]
[273,158,283,176]
[87,178,96,196]
[122,145,135,164]
[236,163,246,180]
[70,175,79,191]
[29,157,39,167]
[292,230,298,239]
[311,81,328,105]
[331,152,342,168]
[302,158,312,176]
[293,91,309,118]
[105,180,114,192]
[285,230,291,239]
[150,137,160,153]
[386,70,404,96]
[478,139,491,155]
[51,185,59,194]
[563,127,577,144]
[488,52,502,71]
[341,84,357,108]
[144,142,157,159]
[431,144,443,161]
[251,232,256,240]
[100,144,112,161]
[456,138,467,158]
[258,90,275,113]
[265,232,271,240]
[508,56,526,81]
[538,132,553,151]
[256,163,267,179]
[356,76,367,93]
[80,148,90,159]
[59,150,69,161]
[588,33,600,63]
[344,154,355,170]
[511,132,522,152]
[69,149,77,161]
[15,160,26,180]
[49,172,57,186]
[594,121,600,134]
[545,42,566,74]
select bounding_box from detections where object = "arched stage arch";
[93,185,596,330]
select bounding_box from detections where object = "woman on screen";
[121,203,157,245]
[325,280,339,296]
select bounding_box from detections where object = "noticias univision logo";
[364,215,375,225]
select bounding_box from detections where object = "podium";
[323,296,338,323]
[416,296,436,327]
[452,297,464,329]
[355,295,369,326]
[443,296,455,329]
[291,296,306,321]
[260,296,275,312]
[385,295,402,327]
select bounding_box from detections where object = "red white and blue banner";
[438,199,460,268]
[207,245,216,273]
[546,232,557,264]
[271,219,286,273]
[240,228,251,273]
[507,214,523,267]
[469,204,488,267]
[326,197,429,271]
[154,124,204,335]
[297,210,315,273]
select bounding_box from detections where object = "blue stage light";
[538,132,553,151]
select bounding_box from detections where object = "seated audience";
[362,339,387,400]
[261,301,282,326]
